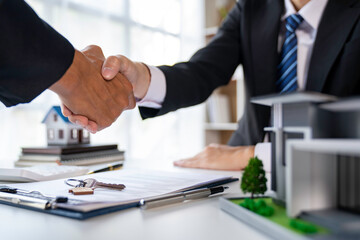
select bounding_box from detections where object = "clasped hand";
[59,50,151,133]
[49,45,136,133]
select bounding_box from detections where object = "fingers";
[174,144,248,171]
[60,103,72,117]
[86,121,98,133]
[102,55,130,80]
[68,115,88,127]
[107,70,136,111]
[173,158,200,169]
[60,103,98,133]
[67,114,98,134]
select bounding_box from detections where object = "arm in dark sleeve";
[0,0,75,107]
[139,1,243,119]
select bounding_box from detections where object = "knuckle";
[108,55,121,66]
[83,44,97,53]
[111,108,121,119]
[116,54,127,61]
[118,101,129,111]
[89,44,100,51]
[85,45,104,60]
[117,55,130,71]
[101,119,112,129]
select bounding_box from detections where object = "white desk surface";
[0,161,270,240]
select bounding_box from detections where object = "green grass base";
[230,198,329,236]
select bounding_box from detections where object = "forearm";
[0,0,74,107]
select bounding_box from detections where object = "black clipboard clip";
[0,186,68,210]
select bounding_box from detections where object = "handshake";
[49,45,151,133]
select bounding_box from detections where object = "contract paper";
[8,168,233,212]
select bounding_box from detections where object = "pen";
[139,186,229,209]
[87,163,123,174]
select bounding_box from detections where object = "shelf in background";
[204,122,238,131]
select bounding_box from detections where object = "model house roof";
[320,98,360,112]
[41,106,71,124]
[251,92,337,106]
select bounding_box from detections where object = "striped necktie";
[276,14,304,93]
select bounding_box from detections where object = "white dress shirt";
[137,0,329,172]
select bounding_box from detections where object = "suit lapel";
[250,0,283,95]
[306,0,360,92]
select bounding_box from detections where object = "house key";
[83,178,126,191]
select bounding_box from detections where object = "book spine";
[60,155,125,166]
[19,149,124,162]
[22,144,118,155]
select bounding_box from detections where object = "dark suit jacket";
[140,0,360,146]
[0,0,74,107]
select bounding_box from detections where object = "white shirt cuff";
[254,142,271,172]
[0,101,5,110]
[136,65,166,109]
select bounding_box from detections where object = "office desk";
[0,162,270,240]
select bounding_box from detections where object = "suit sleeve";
[139,1,243,118]
[0,0,75,107]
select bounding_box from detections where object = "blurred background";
[0,0,240,167]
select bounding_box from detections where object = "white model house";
[251,92,337,204]
[42,106,90,146]
[220,93,360,238]
[252,94,360,236]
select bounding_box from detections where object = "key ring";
[65,179,85,188]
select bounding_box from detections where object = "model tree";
[241,156,267,199]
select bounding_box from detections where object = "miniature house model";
[42,106,90,146]
[251,92,338,204]
[252,92,360,236]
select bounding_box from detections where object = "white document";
[7,168,234,212]
[0,165,89,182]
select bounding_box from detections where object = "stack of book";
[15,144,124,167]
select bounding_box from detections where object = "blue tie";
[276,14,304,93]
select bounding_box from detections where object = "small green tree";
[241,156,267,199]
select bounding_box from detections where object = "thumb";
[102,55,129,81]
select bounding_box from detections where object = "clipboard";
[0,194,139,220]
[0,172,238,220]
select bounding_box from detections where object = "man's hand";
[49,46,136,132]
[102,55,151,99]
[65,54,151,131]
[173,144,255,171]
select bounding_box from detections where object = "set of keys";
[65,178,126,195]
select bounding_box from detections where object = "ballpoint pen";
[87,163,123,174]
[139,186,229,209]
